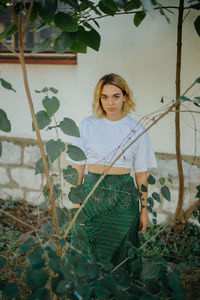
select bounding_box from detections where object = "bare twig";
[0,40,19,56]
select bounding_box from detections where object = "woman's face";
[100,84,126,120]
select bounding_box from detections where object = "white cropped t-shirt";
[67,115,157,172]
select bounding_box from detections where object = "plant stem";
[174,0,185,222]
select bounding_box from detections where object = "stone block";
[0,167,9,185]
[0,188,24,200]
[24,145,41,167]
[0,141,21,165]
[26,191,44,205]
[11,168,42,189]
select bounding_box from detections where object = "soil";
[0,199,51,233]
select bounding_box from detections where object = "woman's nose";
[108,97,114,105]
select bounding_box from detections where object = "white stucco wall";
[0,1,200,156]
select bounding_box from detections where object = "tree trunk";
[174,0,185,223]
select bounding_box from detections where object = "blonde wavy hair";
[92,73,135,118]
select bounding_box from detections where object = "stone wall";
[0,136,200,224]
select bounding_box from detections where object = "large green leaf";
[147,174,155,185]
[0,109,11,132]
[29,2,39,23]
[0,23,18,40]
[195,77,200,83]
[42,96,60,117]
[35,157,50,175]
[70,27,87,53]
[0,78,16,92]
[53,32,73,54]
[38,0,58,23]
[98,0,118,16]
[134,11,146,26]
[33,110,51,131]
[168,271,185,298]
[60,117,80,137]
[46,139,65,163]
[26,269,48,289]
[28,247,45,270]
[194,16,200,37]
[32,38,51,53]
[141,257,166,279]
[124,0,141,11]
[54,12,79,32]
[84,29,101,51]
[152,192,161,202]
[67,144,86,161]
[2,283,20,298]
[56,207,70,227]
[161,186,171,201]
[68,184,86,204]
[62,165,79,186]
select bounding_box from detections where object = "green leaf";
[26,269,48,289]
[161,186,171,201]
[195,191,200,198]
[194,16,200,37]
[53,184,61,200]
[70,27,87,53]
[46,139,65,163]
[28,247,45,269]
[153,218,157,225]
[32,38,51,53]
[195,77,200,83]
[49,87,58,94]
[56,207,69,227]
[85,29,101,51]
[147,197,154,207]
[152,211,157,217]
[0,257,6,267]
[141,184,147,192]
[147,206,152,213]
[196,185,200,192]
[42,96,60,117]
[67,145,86,161]
[124,0,141,11]
[54,12,79,32]
[2,283,20,298]
[33,110,51,131]
[76,209,88,223]
[179,96,190,101]
[134,11,146,27]
[38,0,58,23]
[147,174,156,184]
[98,0,118,16]
[60,118,80,137]
[68,184,86,204]
[168,177,173,184]
[0,142,2,157]
[0,109,11,132]
[152,192,161,202]
[0,78,16,92]
[0,23,18,40]
[159,177,165,185]
[168,271,184,295]
[141,257,166,279]
[35,157,50,175]
[20,237,35,254]
[190,3,200,10]
[53,32,73,54]
[62,165,79,186]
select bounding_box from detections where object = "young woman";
[67,73,157,266]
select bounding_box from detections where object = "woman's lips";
[107,108,115,111]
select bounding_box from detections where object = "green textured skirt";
[71,172,141,266]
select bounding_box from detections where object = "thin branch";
[23,0,34,37]
[8,0,19,30]
[0,40,19,57]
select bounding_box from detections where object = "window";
[0,4,77,65]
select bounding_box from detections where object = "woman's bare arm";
[135,171,149,232]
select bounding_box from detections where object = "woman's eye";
[114,95,120,99]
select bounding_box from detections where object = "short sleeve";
[67,120,87,165]
[133,131,157,173]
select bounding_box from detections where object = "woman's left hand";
[139,209,149,232]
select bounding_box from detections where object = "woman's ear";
[123,94,127,102]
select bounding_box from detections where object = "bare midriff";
[87,164,130,175]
